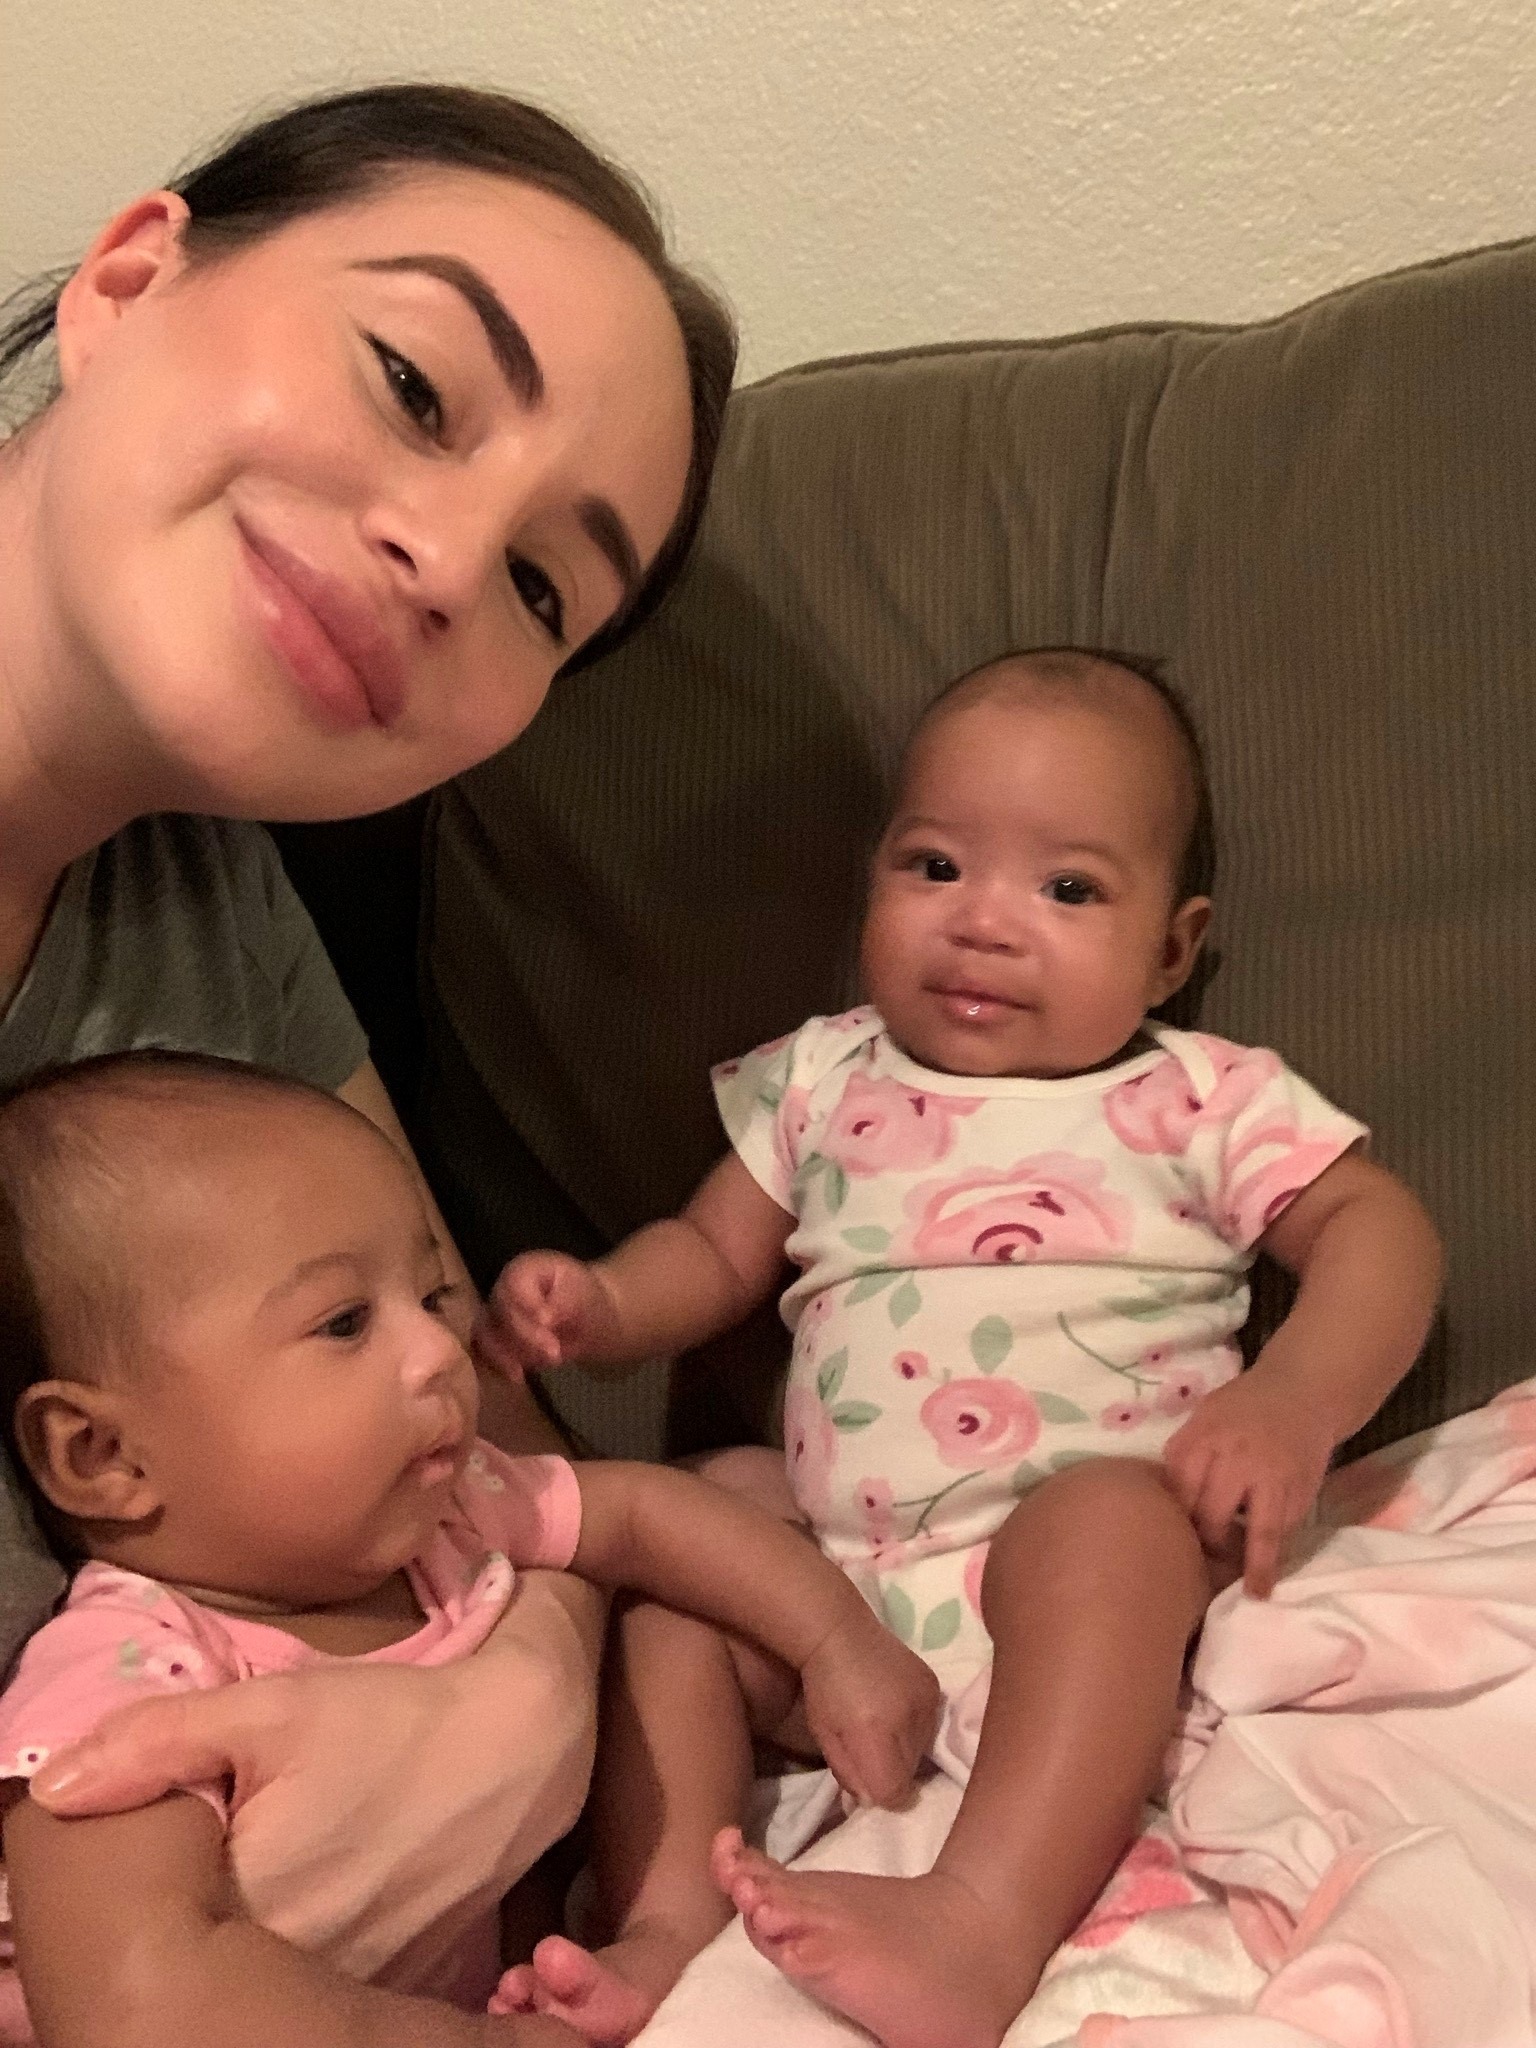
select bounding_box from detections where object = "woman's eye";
[367,336,444,438]
[508,556,566,644]
[921,854,960,883]
[423,1283,458,1319]
[319,1303,370,1342]
[1046,875,1100,906]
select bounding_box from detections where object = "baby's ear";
[1153,894,1213,1004]
[12,1381,161,1525]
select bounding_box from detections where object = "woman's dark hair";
[0,83,738,668]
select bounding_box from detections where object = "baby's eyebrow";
[261,1252,361,1311]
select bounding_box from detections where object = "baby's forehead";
[906,658,1197,834]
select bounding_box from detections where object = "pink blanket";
[1084,1377,1536,2048]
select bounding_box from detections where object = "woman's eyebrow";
[352,253,543,404]
[354,254,642,609]
[580,496,642,610]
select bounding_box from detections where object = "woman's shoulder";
[2,815,364,1092]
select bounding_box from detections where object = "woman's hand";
[30,1587,603,1982]
[479,1253,621,1375]
[799,1606,942,1810]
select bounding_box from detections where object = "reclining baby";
[0,649,1439,2048]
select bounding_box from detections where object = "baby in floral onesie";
[488,648,1442,2048]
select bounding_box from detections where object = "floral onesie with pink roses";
[712,1009,1366,1724]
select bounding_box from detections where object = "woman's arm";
[4,1793,571,2048]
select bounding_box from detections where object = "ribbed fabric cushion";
[427,236,1536,1453]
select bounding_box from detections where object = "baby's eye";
[918,854,960,884]
[1045,874,1101,906]
[319,1303,371,1342]
[508,556,566,644]
[366,335,444,438]
[422,1283,459,1319]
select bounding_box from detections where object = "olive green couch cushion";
[426,235,1536,1454]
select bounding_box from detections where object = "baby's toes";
[488,1964,540,2016]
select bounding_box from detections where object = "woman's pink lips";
[236,520,407,732]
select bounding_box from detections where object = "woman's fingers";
[30,1683,285,1813]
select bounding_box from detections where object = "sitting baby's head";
[862,647,1214,1080]
[0,1053,478,1610]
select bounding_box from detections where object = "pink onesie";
[0,1443,582,2032]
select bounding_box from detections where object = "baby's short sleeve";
[711,1031,801,1210]
[712,1011,879,1213]
[454,1447,583,1570]
[0,1569,235,1821]
[1163,1035,1368,1252]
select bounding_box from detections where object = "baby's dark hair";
[915,646,1216,904]
[0,1050,358,1552]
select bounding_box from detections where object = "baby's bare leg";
[715,1458,1210,2048]
[499,1451,805,2045]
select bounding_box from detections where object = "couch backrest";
[428,236,1536,1452]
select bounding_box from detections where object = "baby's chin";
[889,1019,1139,1082]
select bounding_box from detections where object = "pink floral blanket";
[1085,1374,1536,2047]
[641,1379,1536,2048]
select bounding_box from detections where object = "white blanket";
[638,1380,1536,2047]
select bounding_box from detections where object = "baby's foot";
[490,1927,692,2046]
[711,1828,1045,2048]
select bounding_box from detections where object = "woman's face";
[37,170,695,819]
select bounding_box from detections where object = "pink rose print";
[1218,1125,1348,1247]
[921,1378,1040,1470]
[899,1154,1132,1265]
[1069,1835,1202,1949]
[819,1073,983,1176]
[1101,1397,1151,1431]
[893,1350,930,1382]
[795,1289,836,1359]
[1154,1371,1207,1418]
[774,1083,815,1184]
[783,1382,840,1522]
[1105,1041,1281,1157]
[854,1477,897,1547]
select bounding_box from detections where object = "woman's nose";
[361,467,531,633]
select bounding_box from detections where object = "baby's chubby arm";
[3,1792,571,2048]
[569,1461,941,1809]
[1163,1149,1443,1597]
[480,1152,793,1379]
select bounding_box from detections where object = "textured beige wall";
[3,0,1533,381]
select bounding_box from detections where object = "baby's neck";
[140,1564,426,1658]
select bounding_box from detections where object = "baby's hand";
[1161,1372,1335,1598]
[800,1603,942,1809]
[478,1251,618,1376]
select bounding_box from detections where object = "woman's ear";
[12,1380,161,1525]
[54,191,193,388]
[1150,895,1213,1007]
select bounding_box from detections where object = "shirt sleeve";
[454,1447,583,1570]
[0,1578,235,1822]
[1182,1037,1370,1252]
[710,1029,810,1210]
